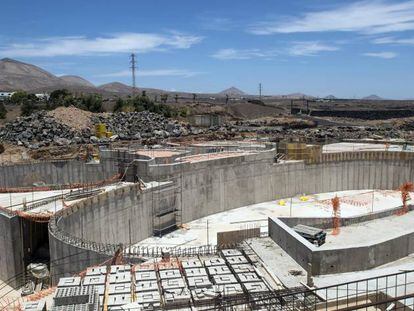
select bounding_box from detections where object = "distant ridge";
[0,58,64,91]
[60,75,95,88]
[219,87,247,97]
[285,93,315,99]
[98,82,133,94]
[362,94,384,100]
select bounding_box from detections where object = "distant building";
[188,114,223,127]
[0,91,13,100]
[35,93,50,100]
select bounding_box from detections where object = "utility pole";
[259,83,262,101]
[130,53,137,95]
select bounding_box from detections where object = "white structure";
[0,91,13,100]
[35,93,50,100]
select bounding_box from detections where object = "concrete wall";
[268,218,313,270]
[48,150,414,281]
[48,229,112,284]
[0,158,117,188]
[269,206,414,275]
[0,212,23,287]
[57,183,177,245]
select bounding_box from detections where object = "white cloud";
[363,51,397,58]
[199,17,235,31]
[96,69,204,78]
[211,48,278,60]
[288,42,339,56]
[0,33,203,57]
[372,36,414,44]
[212,42,338,60]
[248,0,414,34]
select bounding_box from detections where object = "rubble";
[0,110,194,149]
[0,107,412,150]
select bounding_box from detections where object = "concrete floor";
[138,189,408,248]
[323,142,414,153]
[322,211,414,249]
[177,151,254,163]
[0,182,135,213]
[246,237,307,288]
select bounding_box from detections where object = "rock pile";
[0,111,90,149]
[0,110,194,148]
[92,111,190,140]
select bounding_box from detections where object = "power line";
[259,83,262,100]
[130,53,137,95]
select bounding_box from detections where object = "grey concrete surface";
[269,208,414,276]
[0,157,117,188]
[48,150,414,282]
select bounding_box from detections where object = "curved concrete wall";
[0,158,117,188]
[49,150,414,280]
[269,205,414,275]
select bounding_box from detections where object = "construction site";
[1,139,414,310]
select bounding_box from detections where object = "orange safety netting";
[396,182,414,216]
[0,174,121,194]
[332,196,340,235]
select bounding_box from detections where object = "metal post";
[371,189,375,213]
[206,219,209,245]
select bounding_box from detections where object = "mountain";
[324,95,337,100]
[0,58,64,91]
[98,82,134,94]
[60,75,95,88]
[362,95,384,100]
[285,93,315,99]
[219,87,247,97]
[0,58,99,93]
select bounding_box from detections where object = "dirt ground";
[47,106,93,131]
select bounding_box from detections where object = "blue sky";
[1,0,413,98]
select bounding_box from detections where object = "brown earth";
[46,106,93,131]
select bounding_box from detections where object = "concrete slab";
[243,281,269,294]
[184,267,207,277]
[238,272,261,283]
[163,287,191,306]
[226,256,248,265]
[110,265,131,274]
[57,277,81,288]
[247,237,306,288]
[191,288,219,304]
[108,283,132,295]
[22,300,46,311]
[83,275,106,286]
[181,259,203,269]
[206,266,231,276]
[215,284,244,297]
[231,264,255,274]
[203,258,226,267]
[212,274,238,285]
[106,294,132,308]
[135,291,161,304]
[85,266,107,276]
[161,278,186,290]
[159,269,181,280]
[221,249,243,257]
[135,281,159,293]
[187,276,212,289]
[109,272,131,284]
[135,271,157,282]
